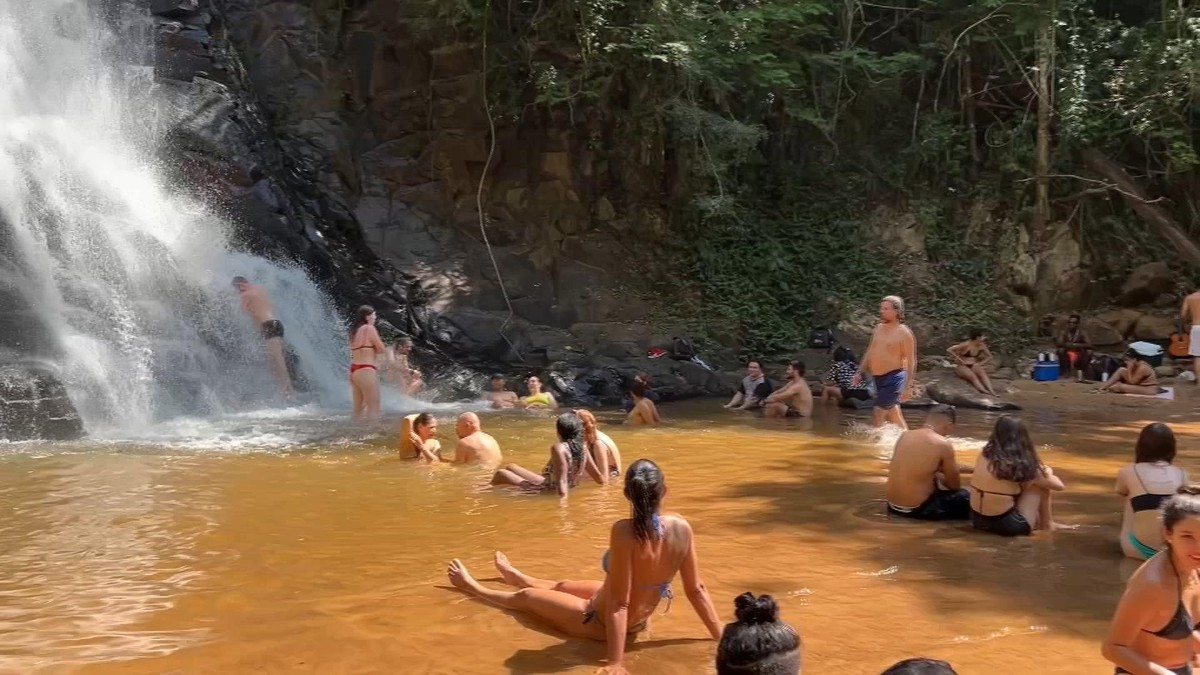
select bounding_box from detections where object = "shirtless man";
[853,295,917,428]
[626,381,661,425]
[452,413,503,467]
[1055,313,1092,380]
[762,360,814,418]
[232,276,294,399]
[485,375,520,409]
[385,337,424,396]
[1181,289,1200,383]
[885,405,972,520]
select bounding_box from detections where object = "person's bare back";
[1183,291,1200,327]
[886,427,954,507]
[456,431,503,467]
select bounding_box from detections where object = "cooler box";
[1033,361,1060,381]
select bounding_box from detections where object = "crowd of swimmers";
[228,280,1200,673]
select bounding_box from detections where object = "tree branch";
[1016,174,1164,204]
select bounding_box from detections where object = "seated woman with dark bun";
[716,592,801,675]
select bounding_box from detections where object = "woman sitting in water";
[822,347,867,403]
[968,416,1065,536]
[516,375,558,410]
[1099,350,1160,396]
[1103,486,1200,675]
[626,381,661,426]
[577,409,622,484]
[1117,423,1187,560]
[946,328,997,396]
[449,459,723,672]
[716,592,801,675]
[400,413,441,462]
[348,305,386,422]
[491,412,595,498]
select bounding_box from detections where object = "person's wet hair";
[832,346,855,363]
[788,360,805,377]
[880,657,957,675]
[928,404,956,425]
[630,380,647,398]
[1161,485,1200,533]
[555,412,585,468]
[350,304,375,337]
[230,275,248,286]
[575,409,598,448]
[716,592,801,675]
[1135,422,1176,464]
[413,412,435,433]
[624,459,666,542]
[981,416,1042,483]
[968,328,984,340]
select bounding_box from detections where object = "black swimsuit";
[969,483,1032,537]
[1115,556,1194,674]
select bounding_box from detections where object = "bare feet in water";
[447,559,480,593]
[494,551,523,587]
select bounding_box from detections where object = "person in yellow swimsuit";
[517,375,558,409]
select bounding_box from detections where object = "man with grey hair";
[853,295,917,428]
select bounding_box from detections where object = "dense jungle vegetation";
[417,0,1199,354]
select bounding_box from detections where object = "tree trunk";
[1082,148,1200,265]
[1034,5,1055,228]
[960,48,981,179]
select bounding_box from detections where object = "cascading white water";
[0,1,356,437]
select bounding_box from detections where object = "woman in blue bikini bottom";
[446,459,723,672]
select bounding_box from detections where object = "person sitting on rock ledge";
[1097,350,1160,396]
[517,375,558,410]
[1055,313,1092,380]
[886,405,972,521]
[821,347,867,404]
[946,328,998,396]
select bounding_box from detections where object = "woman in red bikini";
[349,305,385,421]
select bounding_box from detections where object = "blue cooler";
[1033,361,1060,381]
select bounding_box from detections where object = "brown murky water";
[1,400,1196,674]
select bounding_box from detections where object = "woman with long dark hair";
[1103,486,1200,675]
[1117,423,1187,560]
[490,412,595,498]
[716,592,801,674]
[947,328,998,396]
[968,416,1065,536]
[449,459,722,671]
[348,305,385,421]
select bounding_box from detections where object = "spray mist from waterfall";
[0,1,368,439]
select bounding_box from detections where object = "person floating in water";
[577,409,622,483]
[400,413,441,462]
[885,405,972,521]
[448,459,722,672]
[232,276,294,400]
[853,296,916,428]
[716,592,801,675]
[485,374,520,409]
[724,360,773,411]
[382,337,424,396]
[348,305,385,422]
[490,412,593,499]
[968,416,1065,536]
[1098,350,1160,396]
[517,375,558,410]
[451,413,502,467]
[1103,486,1200,675]
[946,328,998,396]
[1116,423,1187,560]
[626,380,661,426]
[761,360,813,418]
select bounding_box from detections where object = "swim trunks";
[261,319,284,340]
[970,507,1032,537]
[873,369,906,410]
[887,488,970,521]
[1190,325,1200,357]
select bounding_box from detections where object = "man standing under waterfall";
[232,276,294,400]
[852,295,916,429]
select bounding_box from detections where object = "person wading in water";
[232,276,294,400]
[853,295,917,428]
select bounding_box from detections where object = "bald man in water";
[452,413,503,467]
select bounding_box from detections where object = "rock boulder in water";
[0,363,84,441]
[926,379,1020,411]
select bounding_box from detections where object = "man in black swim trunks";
[232,276,294,399]
[884,405,972,520]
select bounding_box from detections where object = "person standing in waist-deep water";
[724,360,773,411]
[384,336,424,396]
[626,380,661,426]
[1116,423,1188,560]
[853,296,916,428]
[762,360,814,418]
[716,592,802,675]
[448,459,723,673]
[886,405,973,521]
[232,276,294,400]
[1182,289,1200,384]
[968,416,1065,536]
[348,305,386,421]
[1103,486,1200,675]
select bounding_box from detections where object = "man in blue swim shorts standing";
[852,295,917,428]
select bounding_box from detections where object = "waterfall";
[0,0,354,437]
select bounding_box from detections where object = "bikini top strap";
[1131,464,1151,494]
